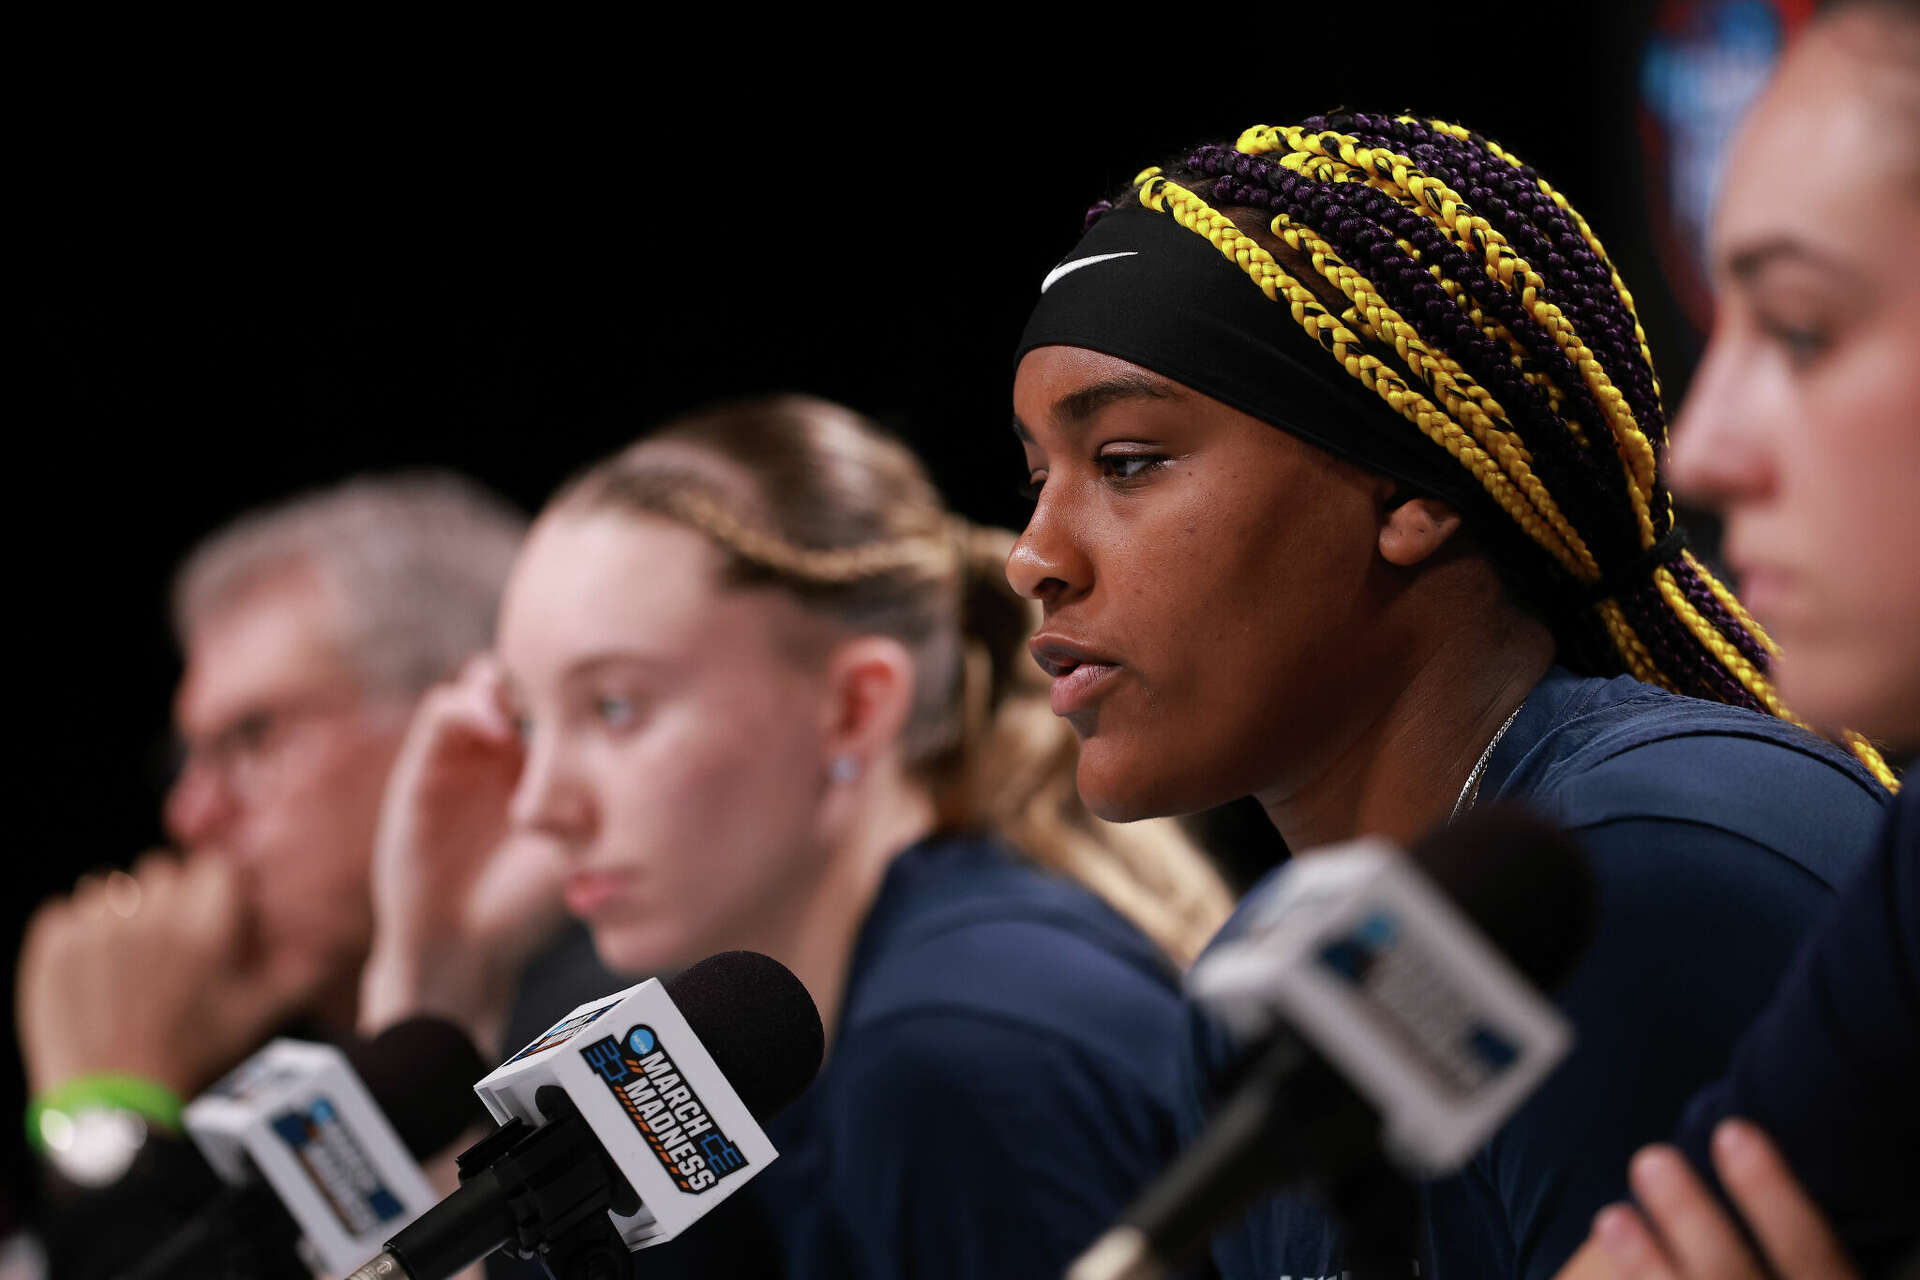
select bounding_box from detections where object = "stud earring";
[829,755,861,784]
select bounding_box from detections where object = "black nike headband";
[1015,207,1495,520]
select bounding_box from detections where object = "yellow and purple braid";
[1100,113,1894,788]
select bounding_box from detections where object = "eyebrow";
[1725,236,1860,286]
[1010,373,1185,443]
[558,651,676,684]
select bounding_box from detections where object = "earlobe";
[1378,496,1466,567]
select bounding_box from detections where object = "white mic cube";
[475,977,778,1250]
[1189,839,1572,1176]
[185,1039,439,1277]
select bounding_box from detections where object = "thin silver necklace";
[1450,705,1523,823]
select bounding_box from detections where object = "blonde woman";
[358,395,1232,1279]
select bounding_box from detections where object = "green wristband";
[25,1074,185,1154]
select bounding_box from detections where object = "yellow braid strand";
[1684,551,1781,657]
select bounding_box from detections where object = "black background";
[13,5,1697,1215]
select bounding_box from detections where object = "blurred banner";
[1639,0,1815,331]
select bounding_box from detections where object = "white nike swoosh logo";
[1040,251,1139,293]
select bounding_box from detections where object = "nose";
[1006,485,1093,606]
[1667,334,1777,508]
[508,731,595,842]
[163,757,239,849]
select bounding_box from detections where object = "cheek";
[1076,480,1383,814]
[1784,329,1920,601]
[250,732,396,884]
[1759,321,1920,741]
[587,684,827,963]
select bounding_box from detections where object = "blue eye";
[594,695,637,728]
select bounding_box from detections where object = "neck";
[750,758,937,1053]
[1255,609,1554,853]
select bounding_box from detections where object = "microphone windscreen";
[1409,805,1596,994]
[664,951,825,1123]
[347,1017,492,1159]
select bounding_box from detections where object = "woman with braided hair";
[1009,110,1895,1278]
[358,394,1233,1278]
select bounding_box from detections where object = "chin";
[1775,647,1920,757]
[586,917,701,980]
[1075,743,1220,823]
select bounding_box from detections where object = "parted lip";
[1028,634,1121,677]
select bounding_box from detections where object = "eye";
[593,695,638,729]
[1755,312,1832,367]
[1096,450,1168,484]
[1018,472,1046,501]
[509,713,534,742]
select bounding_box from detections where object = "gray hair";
[173,472,528,697]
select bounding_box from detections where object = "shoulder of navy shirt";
[1192,667,1889,1280]
[641,831,1194,1280]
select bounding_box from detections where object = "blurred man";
[15,474,528,1276]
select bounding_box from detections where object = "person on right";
[1008,102,1896,1278]
[1559,2,1920,1277]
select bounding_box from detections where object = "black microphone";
[124,1016,489,1280]
[349,950,824,1280]
[1068,807,1596,1280]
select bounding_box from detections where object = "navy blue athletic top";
[1186,667,1890,1280]
[1673,781,1918,1276]
[639,831,1190,1279]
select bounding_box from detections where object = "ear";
[1378,494,1466,567]
[818,635,918,772]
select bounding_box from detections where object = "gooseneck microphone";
[126,1016,490,1280]
[348,950,824,1280]
[1068,807,1596,1280]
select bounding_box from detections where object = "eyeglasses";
[162,693,374,806]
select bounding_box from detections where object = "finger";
[131,848,183,882]
[461,652,518,735]
[177,853,247,946]
[415,682,516,753]
[1629,1145,1767,1280]
[1711,1120,1858,1279]
[101,870,144,920]
[74,874,114,922]
[1590,1204,1679,1280]
[457,678,516,742]
[18,897,76,968]
[455,650,500,687]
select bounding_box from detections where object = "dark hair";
[1092,114,1895,787]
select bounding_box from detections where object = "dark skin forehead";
[1011,371,1185,445]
